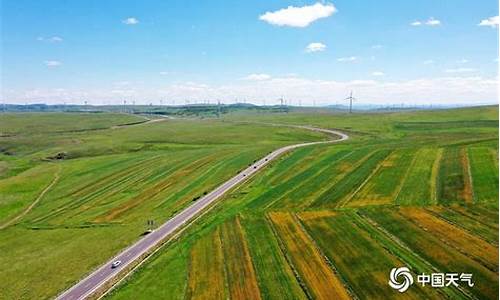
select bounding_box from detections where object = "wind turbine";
[344,91,356,113]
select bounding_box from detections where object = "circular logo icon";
[389,267,414,293]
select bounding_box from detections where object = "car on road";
[111,260,122,268]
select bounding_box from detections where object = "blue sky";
[1,0,498,105]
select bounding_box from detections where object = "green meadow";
[0,112,323,299]
[0,106,498,299]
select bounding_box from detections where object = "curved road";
[56,126,349,300]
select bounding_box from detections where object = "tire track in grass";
[99,151,237,222]
[162,149,263,215]
[46,166,155,223]
[32,156,164,223]
[154,151,236,209]
[93,158,195,222]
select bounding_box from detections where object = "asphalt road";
[56,126,348,300]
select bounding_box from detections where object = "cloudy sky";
[1,0,498,105]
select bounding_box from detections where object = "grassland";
[105,106,497,300]
[186,228,226,300]
[1,106,498,299]
[0,112,325,299]
[268,212,350,300]
[363,208,498,299]
[298,211,441,299]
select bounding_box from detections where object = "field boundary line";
[430,148,443,204]
[396,210,497,273]
[265,214,314,300]
[393,149,419,204]
[446,206,498,231]
[0,164,61,229]
[336,150,392,208]
[463,147,476,203]
[218,227,230,300]
[263,150,355,211]
[309,149,376,208]
[424,207,498,247]
[353,212,474,300]
[297,150,356,209]
[35,155,164,224]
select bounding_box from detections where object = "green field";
[0,106,498,299]
[0,112,324,299]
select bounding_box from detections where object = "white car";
[111,260,122,268]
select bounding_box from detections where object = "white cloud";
[305,42,326,53]
[37,36,63,42]
[371,71,384,76]
[159,71,169,75]
[444,68,476,73]
[337,56,357,62]
[425,18,441,26]
[123,17,139,25]
[457,59,469,64]
[49,36,63,42]
[479,16,500,27]
[243,73,272,81]
[423,60,434,65]
[371,44,383,49]
[44,60,62,67]
[411,18,441,27]
[259,2,336,28]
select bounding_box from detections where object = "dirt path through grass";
[0,164,61,229]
